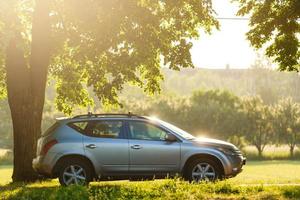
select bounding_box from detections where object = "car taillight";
[41,139,58,155]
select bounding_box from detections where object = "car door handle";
[131,145,142,150]
[86,144,97,149]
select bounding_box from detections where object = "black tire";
[184,157,223,182]
[58,158,93,186]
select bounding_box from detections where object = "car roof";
[56,113,150,123]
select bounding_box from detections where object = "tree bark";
[6,37,38,181]
[257,148,263,157]
[289,145,295,158]
[5,0,50,182]
[255,144,263,158]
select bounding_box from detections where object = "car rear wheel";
[185,157,222,182]
[58,158,93,186]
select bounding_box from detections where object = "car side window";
[69,120,123,139]
[68,121,88,133]
[128,121,167,141]
[85,120,123,138]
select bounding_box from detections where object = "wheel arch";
[182,153,225,177]
[52,154,96,178]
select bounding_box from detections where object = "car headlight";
[216,147,237,156]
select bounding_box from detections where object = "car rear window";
[42,122,59,136]
[68,121,88,133]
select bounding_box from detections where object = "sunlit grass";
[228,161,300,184]
[0,165,13,185]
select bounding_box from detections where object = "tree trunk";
[258,149,263,157]
[5,0,50,182]
[290,145,295,158]
[6,37,38,181]
[255,145,263,157]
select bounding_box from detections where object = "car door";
[78,120,129,173]
[127,120,181,173]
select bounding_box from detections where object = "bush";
[0,150,13,165]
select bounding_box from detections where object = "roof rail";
[72,112,145,119]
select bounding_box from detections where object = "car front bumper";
[226,156,246,177]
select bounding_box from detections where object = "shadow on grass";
[0,182,124,200]
[282,186,300,199]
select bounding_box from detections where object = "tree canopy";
[235,0,300,71]
[0,0,219,114]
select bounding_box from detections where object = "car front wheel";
[185,157,223,182]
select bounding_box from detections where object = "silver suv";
[33,113,246,185]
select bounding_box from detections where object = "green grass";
[1,161,300,199]
[1,178,300,199]
[0,165,13,185]
[228,161,300,184]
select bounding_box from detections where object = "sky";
[191,0,258,69]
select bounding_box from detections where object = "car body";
[33,113,246,185]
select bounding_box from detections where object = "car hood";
[191,137,237,149]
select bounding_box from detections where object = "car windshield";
[149,117,196,140]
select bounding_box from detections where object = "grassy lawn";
[228,160,300,184]
[1,161,300,199]
[0,165,12,185]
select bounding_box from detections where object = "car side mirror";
[165,133,177,142]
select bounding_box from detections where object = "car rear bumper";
[32,156,53,177]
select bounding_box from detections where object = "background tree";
[274,98,300,157]
[126,94,189,129]
[239,96,274,157]
[0,100,12,149]
[234,0,300,71]
[186,89,241,138]
[249,55,279,105]
[0,0,218,181]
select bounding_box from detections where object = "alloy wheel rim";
[192,163,216,182]
[62,165,86,185]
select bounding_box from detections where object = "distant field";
[244,145,300,160]
[1,161,300,199]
